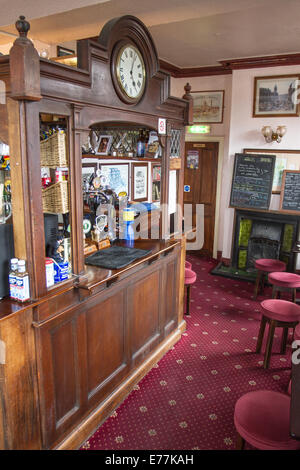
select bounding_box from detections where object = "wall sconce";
[261,125,287,143]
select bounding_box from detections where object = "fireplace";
[232,209,300,272]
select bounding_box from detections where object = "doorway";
[183,141,219,257]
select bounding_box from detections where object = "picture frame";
[279,170,300,214]
[253,74,300,117]
[191,90,224,124]
[82,163,97,190]
[56,46,75,57]
[100,163,129,196]
[244,148,300,193]
[132,163,148,202]
[96,135,113,155]
[151,163,161,202]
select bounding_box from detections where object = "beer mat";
[84,246,152,269]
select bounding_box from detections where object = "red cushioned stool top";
[255,258,286,273]
[184,268,197,285]
[268,271,300,288]
[261,299,300,322]
[234,390,300,450]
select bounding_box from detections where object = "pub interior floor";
[80,255,293,450]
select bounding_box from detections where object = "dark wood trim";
[160,52,300,78]
[159,60,231,78]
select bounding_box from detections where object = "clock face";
[116,44,146,101]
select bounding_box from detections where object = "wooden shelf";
[82,154,161,163]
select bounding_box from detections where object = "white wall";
[171,66,300,264]
[171,74,232,256]
[224,65,300,259]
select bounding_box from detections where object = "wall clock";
[112,43,146,104]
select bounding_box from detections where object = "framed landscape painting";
[253,75,300,117]
[191,90,224,123]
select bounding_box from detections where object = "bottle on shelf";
[136,130,145,157]
[15,260,30,303]
[9,258,18,300]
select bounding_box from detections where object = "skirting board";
[54,320,186,450]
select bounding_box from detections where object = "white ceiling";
[1,0,300,68]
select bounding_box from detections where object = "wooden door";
[184,142,218,256]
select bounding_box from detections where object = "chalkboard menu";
[280,170,300,213]
[230,153,275,209]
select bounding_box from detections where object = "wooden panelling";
[51,319,79,425]
[85,290,127,401]
[163,258,178,336]
[128,269,161,365]
[0,309,41,450]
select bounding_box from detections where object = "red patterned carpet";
[81,256,292,450]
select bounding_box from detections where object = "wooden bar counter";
[0,15,190,449]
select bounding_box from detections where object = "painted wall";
[171,65,300,265]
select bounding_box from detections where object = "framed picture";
[253,75,300,117]
[244,148,300,193]
[96,135,113,155]
[82,163,97,190]
[151,163,161,202]
[132,163,148,202]
[191,90,224,123]
[56,46,75,57]
[100,163,129,196]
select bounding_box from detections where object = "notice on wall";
[186,150,199,169]
[230,153,275,210]
[280,170,300,213]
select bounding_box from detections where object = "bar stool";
[253,259,286,300]
[268,271,300,303]
[184,268,197,316]
[256,299,300,368]
[234,390,300,450]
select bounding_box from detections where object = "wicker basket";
[40,132,67,168]
[42,181,69,214]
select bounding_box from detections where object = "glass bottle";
[9,258,18,300]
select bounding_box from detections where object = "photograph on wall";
[191,90,224,123]
[132,164,148,201]
[253,75,299,117]
[186,150,199,169]
[96,135,113,155]
[100,163,129,196]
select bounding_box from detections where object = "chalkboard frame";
[230,153,276,210]
[279,169,300,214]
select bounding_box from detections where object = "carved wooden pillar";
[7,16,45,299]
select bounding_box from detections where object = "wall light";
[261,125,287,143]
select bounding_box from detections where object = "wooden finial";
[9,15,41,101]
[15,16,30,38]
[183,82,192,98]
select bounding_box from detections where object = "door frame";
[184,134,224,259]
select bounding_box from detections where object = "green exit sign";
[187,125,211,134]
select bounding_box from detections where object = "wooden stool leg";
[280,327,289,355]
[236,433,245,450]
[272,286,279,299]
[256,316,267,354]
[254,270,263,300]
[264,319,276,369]
[292,288,296,303]
[186,285,191,316]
